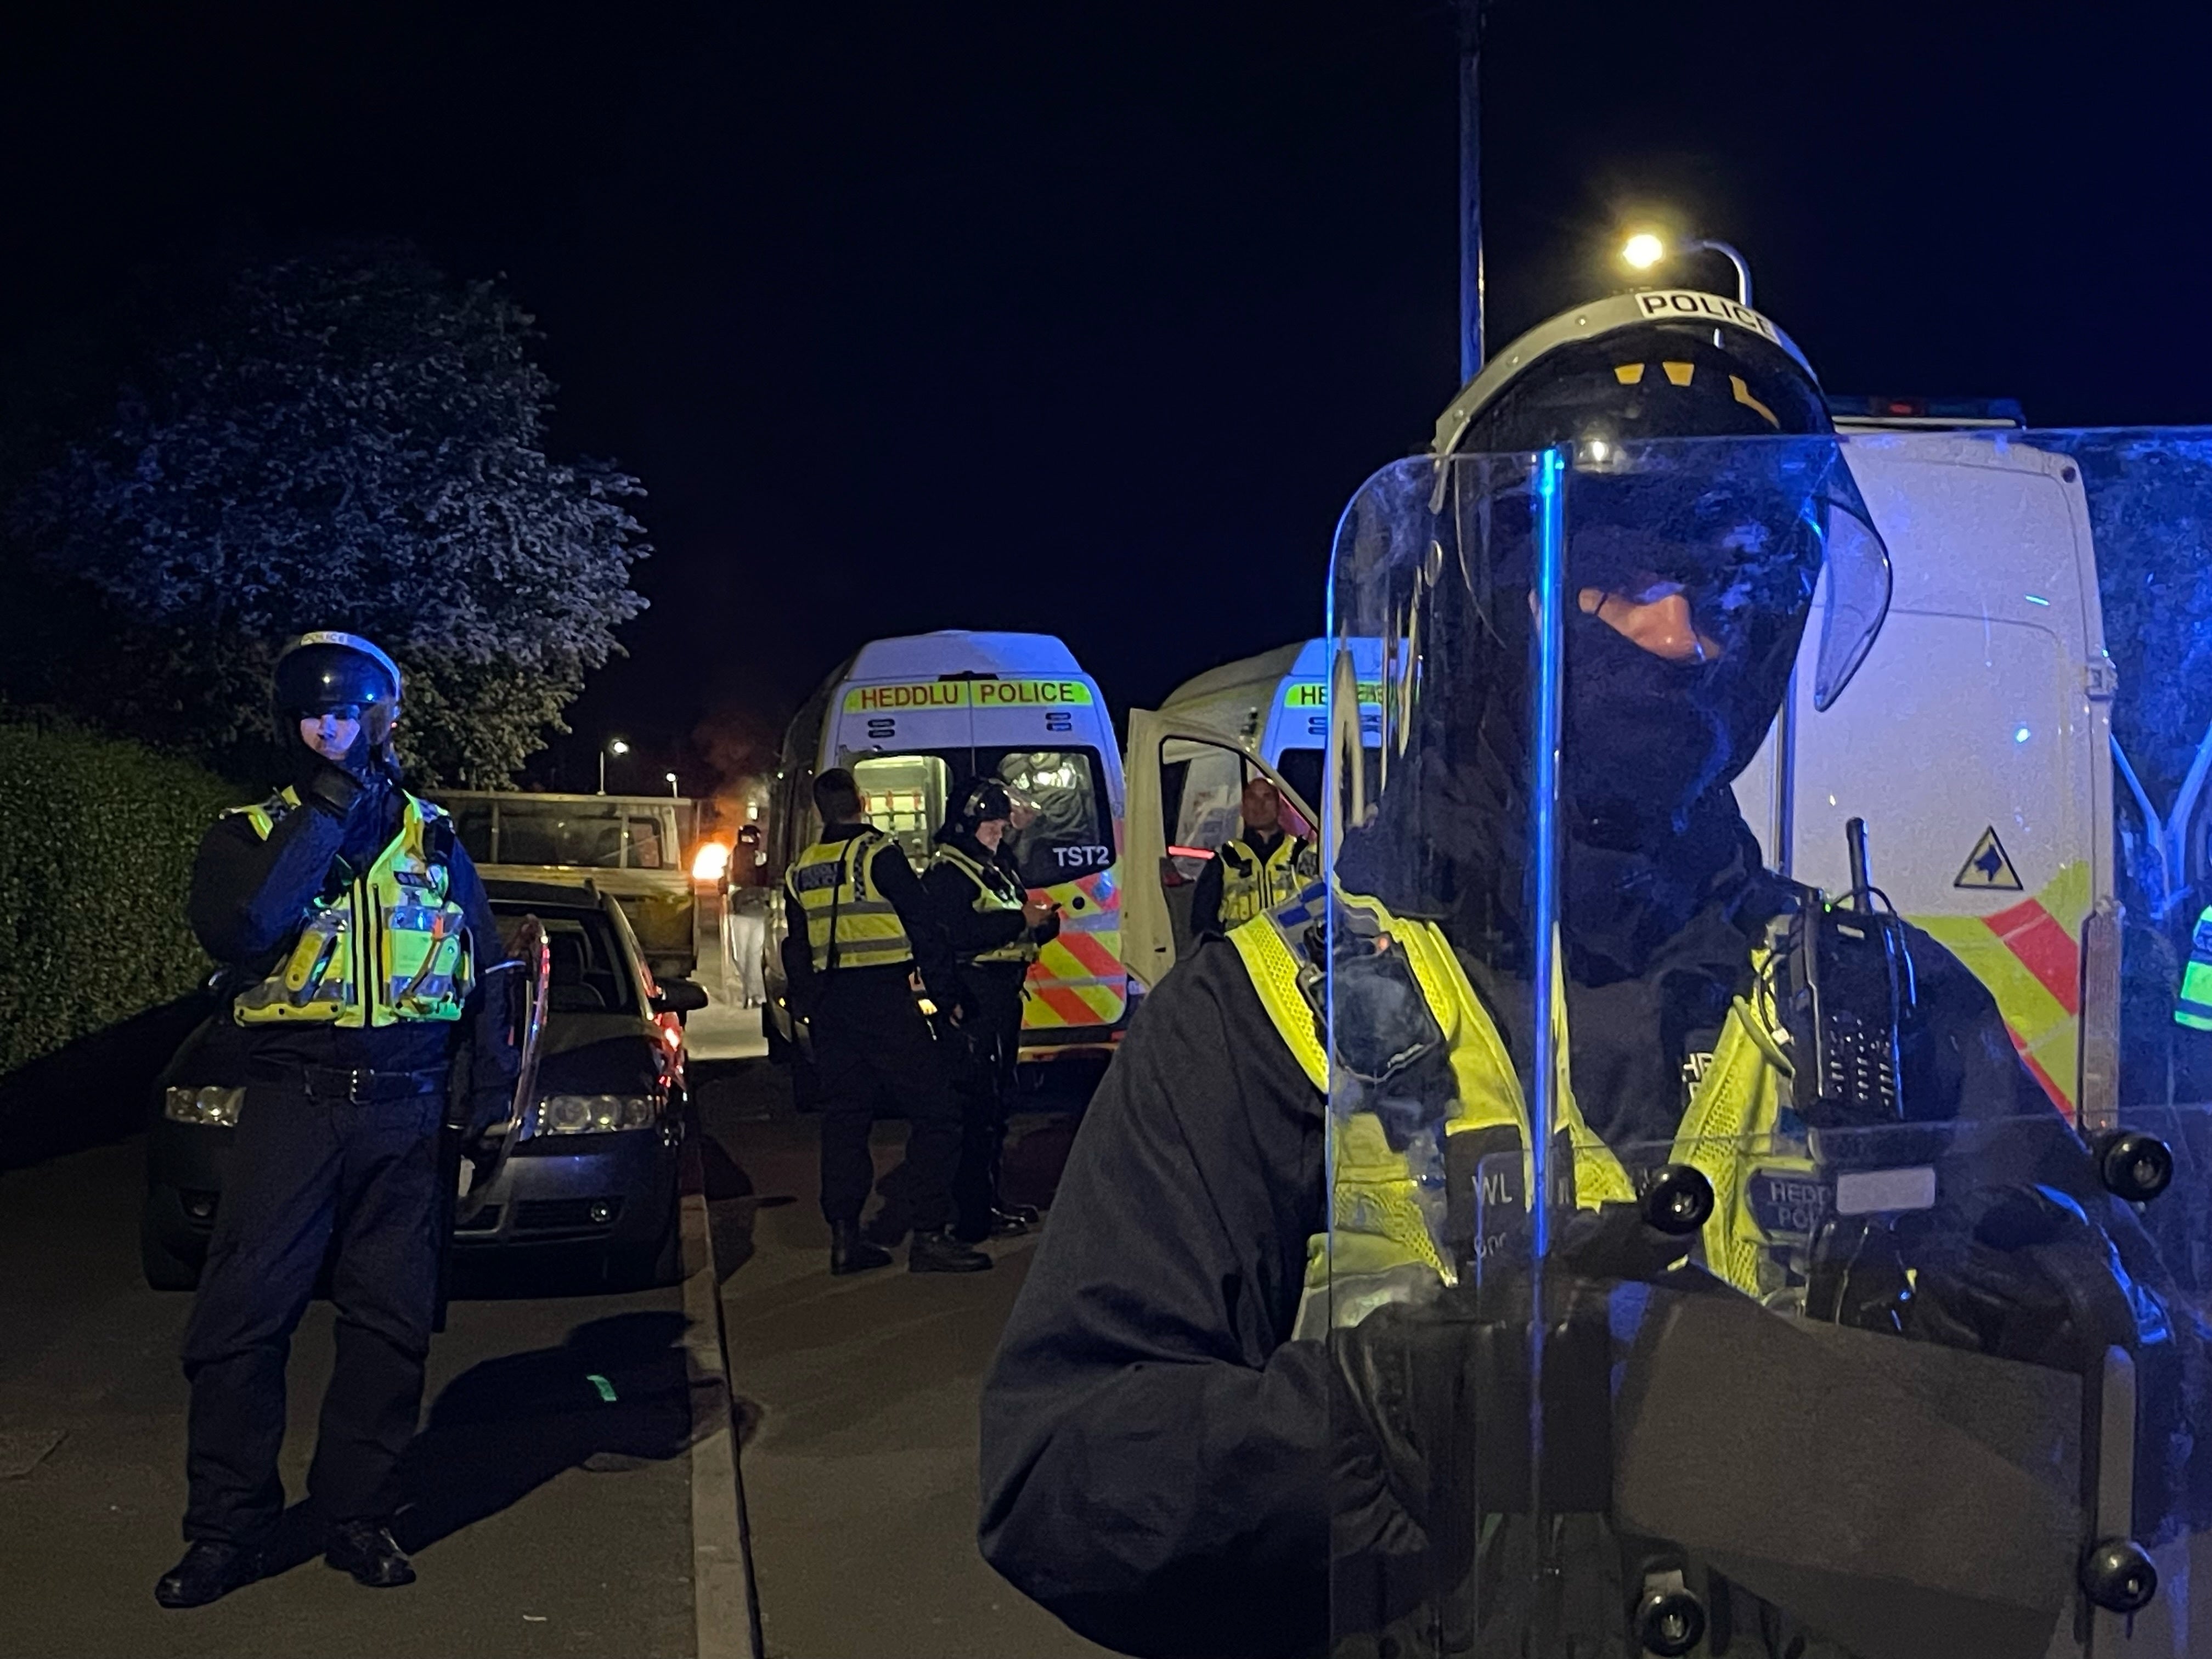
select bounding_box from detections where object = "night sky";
[4,2,2207,797]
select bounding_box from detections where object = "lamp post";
[665,771,679,800]
[599,738,629,795]
[1621,230,1754,308]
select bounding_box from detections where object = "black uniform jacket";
[188,778,508,1078]
[977,892,2165,1659]
[919,831,1062,979]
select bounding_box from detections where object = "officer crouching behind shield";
[977,296,2210,1658]
[921,777,1060,1242]
[156,632,519,1610]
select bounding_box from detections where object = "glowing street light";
[1619,229,1753,308]
[599,738,629,795]
[665,771,680,799]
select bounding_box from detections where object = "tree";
[10,246,647,786]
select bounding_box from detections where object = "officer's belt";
[249,1062,449,1102]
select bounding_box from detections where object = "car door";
[1122,708,1317,992]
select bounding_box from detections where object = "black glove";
[291,726,378,819]
[1901,1185,2140,1372]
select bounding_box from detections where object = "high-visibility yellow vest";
[1229,886,1797,1325]
[2177,906,2212,1031]
[1217,833,1317,929]
[787,830,914,972]
[932,843,1037,966]
[232,789,477,1028]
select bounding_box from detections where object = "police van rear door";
[1123,709,1316,990]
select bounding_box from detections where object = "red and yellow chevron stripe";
[1021,864,1126,1034]
[1913,861,2087,1115]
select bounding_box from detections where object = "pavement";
[0,926,1113,1659]
[0,1136,699,1658]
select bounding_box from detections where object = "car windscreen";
[845,746,1114,887]
[494,906,638,1014]
[471,801,669,871]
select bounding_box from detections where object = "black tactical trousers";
[950,967,1026,1235]
[180,1075,447,1544]
[812,969,962,1231]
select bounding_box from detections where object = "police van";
[1125,430,2123,1127]
[763,631,1128,1066]
[1129,639,1380,971]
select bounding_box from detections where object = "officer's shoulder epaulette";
[223,788,299,833]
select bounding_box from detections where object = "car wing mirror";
[650,978,710,1015]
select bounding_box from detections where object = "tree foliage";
[12,247,647,786]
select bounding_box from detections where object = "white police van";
[763,631,1128,1068]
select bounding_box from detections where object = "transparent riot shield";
[1321,427,2212,1657]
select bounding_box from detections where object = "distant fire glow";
[691,842,732,881]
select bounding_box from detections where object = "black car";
[140,878,708,1291]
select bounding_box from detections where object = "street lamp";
[599,738,629,795]
[665,771,679,800]
[1620,229,1754,308]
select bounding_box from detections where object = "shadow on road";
[257,1310,697,1574]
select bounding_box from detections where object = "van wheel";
[140,1212,201,1291]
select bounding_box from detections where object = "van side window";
[625,817,664,870]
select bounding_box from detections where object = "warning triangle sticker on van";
[1954,826,2024,891]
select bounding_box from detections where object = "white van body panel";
[1733,432,2113,1113]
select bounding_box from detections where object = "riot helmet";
[944,776,1032,843]
[269,631,403,754]
[1432,288,1890,724]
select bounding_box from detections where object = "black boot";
[987,1208,1032,1237]
[830,1221,893,1276]
[325,1520,416,1588]
[155,1540,264,1609]
[909,1228,993,1273]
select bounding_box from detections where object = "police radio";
[1782,819,1914,1127]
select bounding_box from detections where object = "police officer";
[976,296,2202,1657]
[921,778,1060,1241]
[782,768,991,1275]
[1189,777,1318,940]
[157,632,518,1609]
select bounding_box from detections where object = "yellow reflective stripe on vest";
[1218,836,1313,928]
[1234,897,1787,1303]
[233,792,475,1029]
[933,842,1035,965]
[789,832,913,972]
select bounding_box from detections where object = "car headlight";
[165,1086,244,1127]
[535,1094,657,1135]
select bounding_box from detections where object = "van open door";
[1124,708,1317,992]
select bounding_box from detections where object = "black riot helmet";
[943,776,1020,842]
[269,631,404,750]
[1431,288,1890,721]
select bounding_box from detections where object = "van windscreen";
[841,747,1115,886]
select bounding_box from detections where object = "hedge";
[0,719,239,1076]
